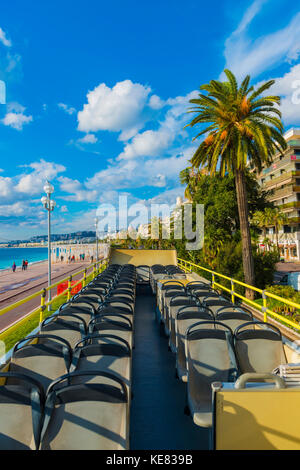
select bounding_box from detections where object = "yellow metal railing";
[0,258,107,350]
[177,258,300,333]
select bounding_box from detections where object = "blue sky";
[1,0,300,240]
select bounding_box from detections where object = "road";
[0,261,92,332]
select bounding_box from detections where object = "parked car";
[275,271,300,291]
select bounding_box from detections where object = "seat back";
[168,294,198,350]
[202,298,233,315]
[9,334,72,392]
[0,372,44,450]
[234,322,287,374]
[40,371,128,450]
[216,306,254,331]
[136,265,150,285]
[175,307,214,381]
[186,321,238,427]
[40,313,87,348]
[58,301,96,325]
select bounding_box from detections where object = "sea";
[0,247,48,271]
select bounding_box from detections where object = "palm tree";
[253,207,288,252]
[179,167,199,201]
[253,209,270,242]
[265,207,288,251]
[185,69,287,299]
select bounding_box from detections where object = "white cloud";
[118,128,174,160]
[0,175,14,201]
[2,103,33,130]
[16,160,66,196]
[77,133,98,144]
[117,90,197,161]
[223,2,300,80]
[149,94,165,110]
[0,27,11,47]
[86,145,197,192]
[58,176,98,202]
[254,64,300,125]
[60,205,68,213]
[58,102,76,115]
[77,80,151,138]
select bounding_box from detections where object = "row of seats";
[157,280,288,428]
[0,263,137,450]
[150,264,186,294]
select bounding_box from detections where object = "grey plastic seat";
[202,297,233,315]
[0,372,44,450]
[106,293,135,311]
[58,300,96,325]
[8,334,72,392]
[40,313,87,349]
[99,300,133,317]
[136,265,150,285]
[71,334,131,396]
[215,306,254,331]
[194,290,219,302]
[161,282,186,325]
[159,281,185,314]
[88,314,133,349]
[71,293,104,311]
[186,281,211,294]
[167,294,199,352]
[175,306,214,382]
[186,321,238,428]
[234,322,288,374]
[40,371,128,450]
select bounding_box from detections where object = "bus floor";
[130,285,209,450]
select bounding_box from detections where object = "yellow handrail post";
[231,278,235,304]
[83,268,87,287]
[262,290,267,323]
[212,273,215,289]
[67,276,72,301]
[39,288,46,323]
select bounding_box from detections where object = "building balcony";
[262,171,300,189]
[278,201,300,211]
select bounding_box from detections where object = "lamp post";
[95,217,99,263]
[41,181,56,311]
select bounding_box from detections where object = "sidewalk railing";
[177,257,300,333]
[0,259,107,352]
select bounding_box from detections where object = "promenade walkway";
[0,260,91,332]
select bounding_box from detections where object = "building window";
[261,178,265,184]
[292,247,297,257]
[280,169,286,175]
[284,225,291,233]
[270,174,274,180]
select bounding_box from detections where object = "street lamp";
[41,180,56,310]
[94,217,99,262]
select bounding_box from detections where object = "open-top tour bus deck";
[0,248,300,450]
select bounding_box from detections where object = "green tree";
[185,69,287,299]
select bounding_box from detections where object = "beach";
[0,247,48,271]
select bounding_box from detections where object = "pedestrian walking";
[12,262,16,273]
[25,260,28,270]
[22,260,25,271]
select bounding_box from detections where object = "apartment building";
[255,128,300,261]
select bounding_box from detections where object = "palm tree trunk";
[275,225,279,251]
[235,169,255,300]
